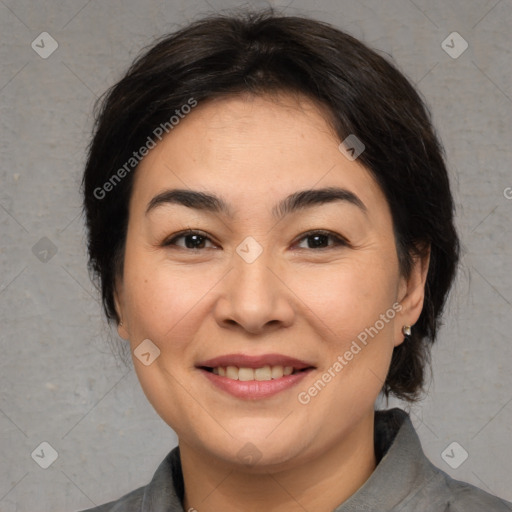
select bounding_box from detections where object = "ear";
[114,277,130,340]
[394,244,431,347]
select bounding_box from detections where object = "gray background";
[0,0,511,510]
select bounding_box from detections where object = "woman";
[79,9,511,512]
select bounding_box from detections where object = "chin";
[200,430,310,472]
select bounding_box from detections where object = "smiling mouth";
[197,355,315,399]
[200,365,311,381]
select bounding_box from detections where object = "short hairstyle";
[82,9,460,402]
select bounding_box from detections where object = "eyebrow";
[145,186,367,219]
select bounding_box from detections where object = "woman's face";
[115,93,426,470]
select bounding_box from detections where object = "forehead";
[130,93,387,218]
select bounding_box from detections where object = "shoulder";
[372,409,512,512]
[405,451,512,512]
[74,446,183,512]
[431,470,512,512]
[76,485,145,512]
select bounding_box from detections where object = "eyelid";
[162,229,218,248]
[292,229,349,249]
[163,228,349,250]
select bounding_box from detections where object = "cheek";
[289,257,400,404]
[122,248,222,350]
[290,264,398,409]
[290,256,398,338]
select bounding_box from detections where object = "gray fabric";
[78,408,512,512]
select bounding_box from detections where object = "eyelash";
[162,229,349,251]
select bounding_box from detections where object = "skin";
[114,93,430,512]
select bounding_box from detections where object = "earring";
[402,325,412,336]
[119,321,123,326]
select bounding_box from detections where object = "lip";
[196,353,313,370]
[196,353,315,400]
[200,367,313,399]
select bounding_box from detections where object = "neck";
[180,411,377,512]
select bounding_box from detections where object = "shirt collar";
[333,408,438,511]
[141,408,430,512]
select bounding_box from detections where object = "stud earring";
[402,325,412,336]
[119,321,123,326]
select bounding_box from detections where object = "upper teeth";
[212,365,294,381]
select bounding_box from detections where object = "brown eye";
[295,230,348,250]
[163,230,216,250]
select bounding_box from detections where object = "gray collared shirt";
[79,408,512,511]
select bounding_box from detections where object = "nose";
[212,247,295,335]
